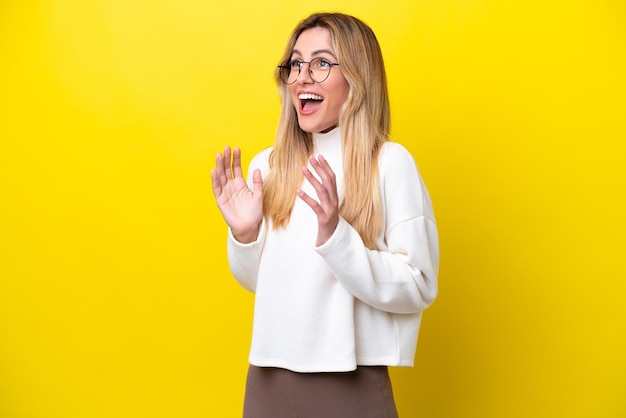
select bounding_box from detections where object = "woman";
[211,12,438,418]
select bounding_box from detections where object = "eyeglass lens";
[280,57,333,84]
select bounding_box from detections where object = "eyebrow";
[291,48,337,59]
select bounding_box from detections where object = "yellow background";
[1,1,624,417]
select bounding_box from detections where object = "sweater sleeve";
[225,147,272,293]
[226,219,266,293]
[315,143,439,314]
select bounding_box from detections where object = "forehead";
[292,27,335,56]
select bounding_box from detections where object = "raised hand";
[296,154,339,246]
[211,146,263,243]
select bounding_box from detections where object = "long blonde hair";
[263,13,390,249]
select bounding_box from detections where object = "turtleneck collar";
[312,127,341,154]
[312,126,341,143]
[310,126,344,186]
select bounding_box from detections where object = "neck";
[312,126,340,140]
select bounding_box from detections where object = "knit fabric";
[227,127,439,372]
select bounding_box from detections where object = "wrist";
[231,224,260,244]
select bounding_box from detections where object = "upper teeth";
[299,93,323,101]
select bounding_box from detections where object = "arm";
[316,215,438,314]
[303,144,439,314]
[218,148,272,292]
[210,146,263,243]
[226,218,266,292]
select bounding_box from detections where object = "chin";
[296,121,317,133]
[297,118,336,134]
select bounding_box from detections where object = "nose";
[296,62,314,84]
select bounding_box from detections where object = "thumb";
[252,168,263,197]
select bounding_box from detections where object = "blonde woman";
[211,12,438,418]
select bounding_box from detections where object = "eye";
[312,58,332,68]
[290,60,304,69]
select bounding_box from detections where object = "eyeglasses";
[278,57,340,84]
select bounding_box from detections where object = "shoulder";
[377,141,435,220]
[250,146,273,164]
[378,142,419,176]
[249,146,274,174]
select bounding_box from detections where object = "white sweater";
[227,128,439,373]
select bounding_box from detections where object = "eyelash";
[290,58,332,68]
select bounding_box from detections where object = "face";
[288,27,349,133]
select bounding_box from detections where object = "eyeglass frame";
[277,58,340,84]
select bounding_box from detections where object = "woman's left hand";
[297,155,339,247]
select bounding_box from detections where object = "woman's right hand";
[211,146,263,244]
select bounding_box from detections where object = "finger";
[315,155,338,202]
[232,147,244,179]
[223,146,233,180]
[296,189,324,216]
[302,166,325,195]
[308,156,334,193]
[210,168,222,198]
[305,158,336,205]
[302,166,335,211]
[316,155,336,182]
[214,151,227,187]
[252,168,263,201]
[311,155,337,183]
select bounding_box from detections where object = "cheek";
[332,84,349,112]
[334,78,350,105]
[287,86,298,106]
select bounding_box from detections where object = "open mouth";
[299,93,324,113]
